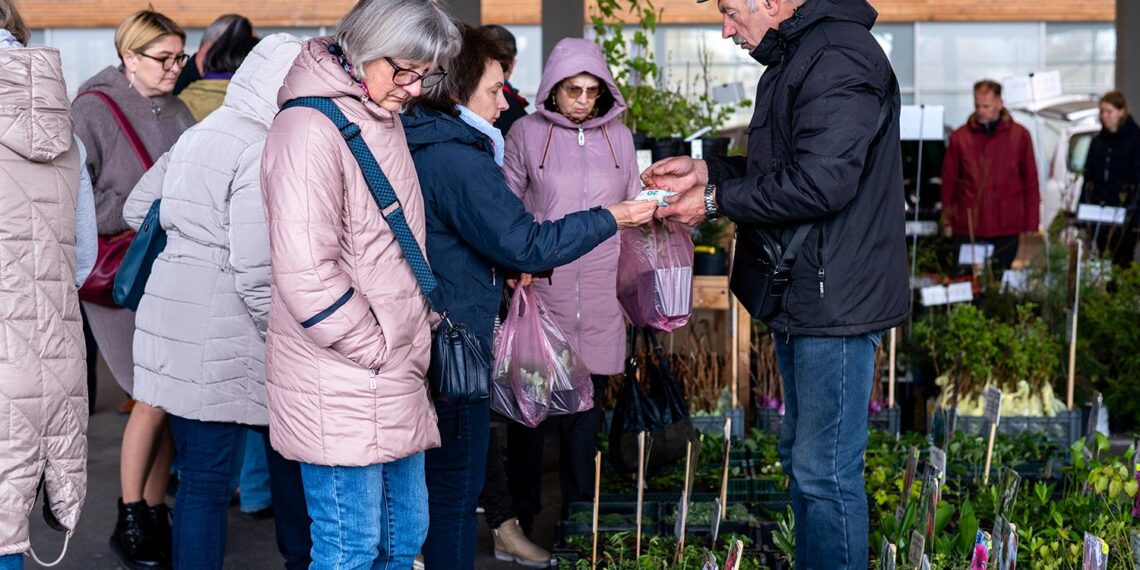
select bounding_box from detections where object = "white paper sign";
[984,387,1003,426]
[946,282,974,304]
[1001,269,1031,293]
[899,105,945,141]
[1032,71,1064,102]
[1077,204,1127,225]
[712,82,746,105]
[920,285,949,307]
[958,244,995,265]
[1001,71,1063,106]
[905,220,939,237]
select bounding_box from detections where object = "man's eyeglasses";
[137,51,190,71]
[561,84,602,100]
[385,57,447,89]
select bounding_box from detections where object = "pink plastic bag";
[490,286,594,427]
[616,219,694,332]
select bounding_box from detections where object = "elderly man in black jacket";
[644,0,907,566]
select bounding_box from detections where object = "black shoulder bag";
[281,97,489,402]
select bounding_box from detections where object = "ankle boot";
[493,518,551,568]
[109,498,164,569]
[145,503,173,565]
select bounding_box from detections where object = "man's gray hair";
[746,0,806,11]
[203,14,244,46]
[335,0,461,78]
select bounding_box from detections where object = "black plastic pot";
[700,136,731,159]
[648,137,686,162]
[693,251,727,276]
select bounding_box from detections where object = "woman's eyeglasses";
[385,57,447,88]
[561,84,602,100]
[137,51,190,71]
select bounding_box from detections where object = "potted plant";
[693,218,729,275]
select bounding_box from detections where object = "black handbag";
[609,327,693,473]
[729,223,813,321]
[282,97,489,402]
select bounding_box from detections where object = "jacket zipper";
[578,127,585,147]
[576,129,587,340]
[816,227,826,299]
[368,368,378,389]
[491,265,496,286]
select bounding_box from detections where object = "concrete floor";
[25,357,563,569]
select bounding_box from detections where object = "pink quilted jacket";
[260,37,438,467]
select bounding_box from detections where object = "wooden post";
[983,422,998,485]
[719,418,732,519]
[592,451,601,567]
[1067,241,1083,410]
[888,327,898,408]
[635,431,646,557]
[675,440,694,565]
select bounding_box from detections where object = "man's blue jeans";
[0,553,22,570]
[774,332,881,570]
[300,453,428,570]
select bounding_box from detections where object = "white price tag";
[946,282,974,304]
[1001,269,1031,292]
[984,387,1003,426]
[690,139,704,160]
[929,447,947,475]
[958,244,994,265]
[920,286,948,307]
[1077,204,1127,225]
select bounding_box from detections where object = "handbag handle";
[280,97,447,315]
[76,90,154,171]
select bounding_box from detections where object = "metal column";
[1118,0,1140,103]
[542,0,585,62]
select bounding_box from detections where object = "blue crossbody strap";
[281,97,444,313]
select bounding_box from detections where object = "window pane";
[505,25,541,104]
[917,23,1041,90]
[46,28,120,99]
[873,23,914,90]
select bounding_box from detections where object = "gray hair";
[335,0,461,79]
[203,14,244,45]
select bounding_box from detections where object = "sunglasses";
[137,51,190,71]
[385,57,447,89]
[560,84,603,100]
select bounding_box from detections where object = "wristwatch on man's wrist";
[704,184,720,221]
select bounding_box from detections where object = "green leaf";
[1108,478,1122,499]
[1125,479,1138,497]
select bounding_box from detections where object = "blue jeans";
[774,332,880,570]
[0,553,22,570]
[255,427,313,570]
[422,399,489,569]
[169,415,247,570]
[239,428,272,512]
[301,453,428,570]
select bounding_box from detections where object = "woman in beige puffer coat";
[0,11,87,569]
[122,34,308,569]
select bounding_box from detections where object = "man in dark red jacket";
[941,79,1040,272]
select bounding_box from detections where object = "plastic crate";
[953,410,1083,449]
[691,409,747,439]
[560,501,661,539]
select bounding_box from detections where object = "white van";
[1010,96,1101,229]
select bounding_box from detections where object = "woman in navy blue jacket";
[400,25,655,569]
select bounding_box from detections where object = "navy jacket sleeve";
[706,154,747,187]
[717,47,887,225]
[425,144,618,274]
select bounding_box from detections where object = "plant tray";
[691,409,747,439]
[755,406,900,436]
[953,410,1083,448]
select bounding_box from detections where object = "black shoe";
[145,503,173,566]
[109,499,164,569]
[241,506,275,521]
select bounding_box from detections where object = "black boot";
[146,503,173,566]
[109,498,164,569]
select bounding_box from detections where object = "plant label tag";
[636,150,653,184]
[930,447,947,476]
[920,285,948,306]
[674,497,686,541]
[711,499,723,543]
[998,469,1023,520]
[1001,269,1031,292]
[702,551,718,570]
[921,554,931,570]
[991,516,1008,566]
[723,539,744,570]
[879,542,896,570]
[984,387,1003,426]
[958,243,995,265]
[1077,204,1127,225]
[905,220,939,236]
[1083,532,1109,569]
[1001,522,1018,570]
[907,530,926,567]
[690,140,704,160]
[971,530,992,570]
[1085,392,1102,450]
[946,282,974,304]
[896,447,920,525]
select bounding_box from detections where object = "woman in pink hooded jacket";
[502,38,642,526]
